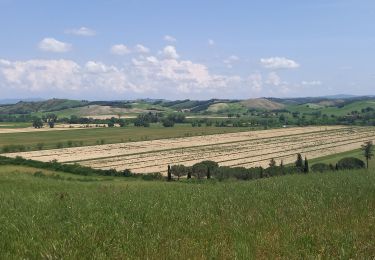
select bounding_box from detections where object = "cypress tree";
[304,156,309,173]
[280,160,285,175]
[187,169,191,179]
[167,165,172,181]
[207,167,211,179]
[295,153,304,171]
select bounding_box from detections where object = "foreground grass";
[1,165,374,258]
[0,124,248,152]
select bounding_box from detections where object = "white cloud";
[223,55,240,68]
[260,57,300,69]
[208,39,215,46]
[266,72,281,86]
[301,80,322,86]
[0,54,241,97]
[247,72,263,92]
[134,44,150,54]
[163,45,179,59]
[65,27,96,36]
[164,35,177,42]
[110,44,130,55]
[38,38,72,53]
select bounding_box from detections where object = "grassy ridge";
[0,125,248,152]
[1,165,374,258]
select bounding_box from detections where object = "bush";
[337,157,365,170]
[162,118,175,127]
[36,143,44,150]
[311,163,331,173]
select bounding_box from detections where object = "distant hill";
[240,98,285,110]
[0,99,89,115]
[1,96,374,117]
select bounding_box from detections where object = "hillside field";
[7,126,375,174]
[0,125,248,152]
[0,165,374,259]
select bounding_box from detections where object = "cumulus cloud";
[110,44,130,55]
[163,45,179,59]
[134,44,150,53]
[301,80,322,86]
[266,72,281,86]
[0,49,242,98]
[65,27,96,36]
[247,72,263,92]
[260,57,300,69]
[164,35,177,42]
[38,38,72,53]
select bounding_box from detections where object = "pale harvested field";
[0,124,111,134]
[7,126,375,174]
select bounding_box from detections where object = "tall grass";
[0,166,374,258]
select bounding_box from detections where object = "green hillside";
[0,99,88,115]
[1,165,374,258]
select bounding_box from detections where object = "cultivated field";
[1,166,375,258]
[7,126,375,174]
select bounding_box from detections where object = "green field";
[1,164,374,259]
[0,125,249,152]
[310,148,374,169]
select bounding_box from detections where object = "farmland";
[7,126,375,174]
[0,125,248,152]
[1,165,374,258]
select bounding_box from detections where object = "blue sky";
[0,0,374,100]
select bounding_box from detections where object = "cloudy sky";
[0,0,374,100]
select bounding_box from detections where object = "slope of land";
[0,165,374,258]
[7,126,375,174]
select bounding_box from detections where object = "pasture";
[0,124,247,152]
[7,126,375,174]
[0,165,374,258]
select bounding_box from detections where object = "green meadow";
[1,164,374,259]
[0,125,248,152]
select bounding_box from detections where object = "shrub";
[36,143,44,150]
[337,157,365,170]
[311,163,331,173]
[162,118,175,127]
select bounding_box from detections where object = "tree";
[170,165,188,180]
[295,153,304,171]
[311,163,330,173]
[108,122,115,127]
[361,141,374,169]
[269,158,276,167]
[44,113,57,128]
[192,163,207,179]
[337,157,365,170]
[162,118,175,127]
[280,160,285,175]
[167,165,172,181]
[304,156,309,173]
[32,118,44,129]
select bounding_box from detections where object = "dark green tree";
[304,156,309,173]
[361,141,374,169]
[295,153,304,171]
[167,165,172,181]
[32,118,44,129]
[269,158,276,167]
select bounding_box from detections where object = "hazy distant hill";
[0,99,88,114]
[240,98,285,110]
[1,96,374,117]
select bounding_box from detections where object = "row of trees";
[166,141,374,181]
